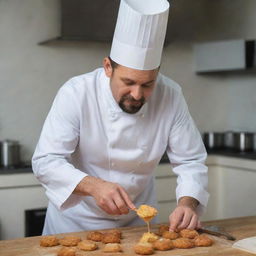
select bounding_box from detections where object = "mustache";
[121,95,145,104]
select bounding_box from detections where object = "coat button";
[109,112,117,120]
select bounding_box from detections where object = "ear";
[103,57,113,78]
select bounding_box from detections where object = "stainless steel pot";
[233,132,254,152]
[0,140,20,167]
[223,131,235,149]
[203,132,224,149]
[254,134,256,152]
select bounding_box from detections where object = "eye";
[125,81,135,86]
[142,83,153,88]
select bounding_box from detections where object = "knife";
[198,225,236,241]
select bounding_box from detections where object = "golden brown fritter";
[102,233,121,244]
[57,247,76,256]
[172,238,195,249]
[179,229,199,239]
[134,242,154,255]
[158,225,169,235]
[40,235,59,247]
[59,236,81,247]
[136,205,158,222]
[77,240,98,251]
[153,238,174,251]
[86,231,104,242]
[162,230,179,240]
[104,229,122,239]
[103,243,122,253]
[194,234,214,247]
[140,232,159,243]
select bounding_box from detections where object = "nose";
[130,86,143,100]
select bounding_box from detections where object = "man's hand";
[169,196,201,231]
[73,176,136,215]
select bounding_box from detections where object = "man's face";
[103,58,159,114]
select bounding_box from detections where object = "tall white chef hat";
[110,0,170,70]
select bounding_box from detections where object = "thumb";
[169,210,184,232]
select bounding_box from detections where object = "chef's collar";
[101,70,147,116]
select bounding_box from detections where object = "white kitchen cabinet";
[0,173,48,240]
[205,155,256,220]
[217,166,256,219]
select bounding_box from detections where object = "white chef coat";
[32,68,209,235]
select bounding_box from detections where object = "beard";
[119,94,145,114]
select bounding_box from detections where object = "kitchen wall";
[0,0,256,162]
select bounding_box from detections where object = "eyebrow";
[120,78,155,85]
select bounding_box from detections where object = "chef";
[32,0,209,235]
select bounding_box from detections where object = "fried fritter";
[103,243,122,253]
[162,230,179,240]
[105,229,122,239]
[140,232,159,243]
[40,235,59,247]
[57,247,76,256]
[136,205,158,222]
[134,242,154,255]
[194,234,214,247]
[102,233,121,244]
[153,238,174,251]
[158,225,169,235]
[179,229,199,239]
[86,231,104,242]
[59,236,81,247]
[77,240,98,251]
[172,238,195,249]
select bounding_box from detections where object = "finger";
[101,206,112,215]
[177,211,193,230]
[107,199,123,215]
[113,193,129,214]
[169,210,184,232]
[118,186,136,210]
[98,202,113,215]
[187,214,198,230]
[99,197,122,215]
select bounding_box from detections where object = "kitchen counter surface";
[206,154,256,171]
[160,150,256,164]
[0,216,256,255]
[207,149,256,160]
[0,165,32,175]
[0,170,39,188]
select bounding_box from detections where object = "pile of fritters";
[39,229,122,256]
[133,225,214,255]
[39,225,214,255]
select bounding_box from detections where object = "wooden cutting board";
[1,216,256,256]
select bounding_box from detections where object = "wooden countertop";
[1,216,256,256]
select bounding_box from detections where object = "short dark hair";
[108,56,119,70]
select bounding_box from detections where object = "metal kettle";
[0,140,21,167]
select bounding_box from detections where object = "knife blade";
[198,226,236,241]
